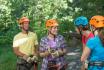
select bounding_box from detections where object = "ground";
[66,46,82,70]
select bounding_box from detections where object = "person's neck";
[83,30,90,37]
[48,33,56,40]
[21,29,28,34]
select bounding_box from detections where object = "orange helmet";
[18,17,30,24]
[90,15,104,28]
[46,19,58,28]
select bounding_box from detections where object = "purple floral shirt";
[39,35,67,70]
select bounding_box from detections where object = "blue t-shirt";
[86,36,104,70]
[86,36,104,61]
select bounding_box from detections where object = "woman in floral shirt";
[39,19,67,70]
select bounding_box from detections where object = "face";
[48,26,58,35]
[99,28,104,35]
[91,25,96,31]
[75,27,80,34]
[21,21,29,31]
[75,26,85,37]
[98,28,104,40]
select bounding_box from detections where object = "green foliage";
[0,0,104,44]
[0,45,16,70]
[0,0,12,32]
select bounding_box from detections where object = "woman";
[81,15,104,70]
[74,16,94,51]
[39,19,67,70]
[74,16,94,70]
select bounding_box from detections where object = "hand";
[31,55,38,62]
[57,49,63,55]
[84,63,88,69]
[51,51,59,58]
[22,55,32,63]
[45,51,50,56]
[26,57,32,63]
[22,55,29,60]
[84,60,88,69]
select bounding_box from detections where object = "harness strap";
[89,61,104,67]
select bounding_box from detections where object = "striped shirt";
[39,35,67,70]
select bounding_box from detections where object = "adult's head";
[18,17,30,32]
[90,15,104,30]
[90,15,104,45]
[46,19,59,36]
[74,16,89,36]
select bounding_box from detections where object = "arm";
[40,51,50,57]
[13,36,31,62]
[62,48,67,54]
[13,47,25,57]
[39,38,50,58]
[34,45,49,57]
[13,47,33,63]
[13,36,26,57]
[81,46,91,62]
[57,48,67,56]
[82,43,86,51]
[33,33,39,56]
[52,35,67,57]
[33,45,39,56]
[59,35,67,55]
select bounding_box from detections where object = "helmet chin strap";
[92,28,98,36]
[94,30,98,36]
[48,30,57,41]
[77,26,82,40]
[19,24,29,34]
[22,27,29,34]
[49,31,56,37]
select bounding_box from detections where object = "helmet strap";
[93,28,99,36]
[48,27,56,40]
[77,26,82,40]
[48,32,56,41]
[19,24,29,34]
[21,28,29,34]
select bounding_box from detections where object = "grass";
[0,45,16,70]
[0,44,42,70]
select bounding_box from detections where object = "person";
[74,16,94,70]
[13,17,38,70]
[39,19,67,70]
[81,15,104,70]
[74,16,94,51]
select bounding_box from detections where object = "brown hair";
[98,28,104,47]
[82,26,89,31]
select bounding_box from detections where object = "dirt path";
[66,46,82,70]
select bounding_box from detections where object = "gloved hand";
[57,49,63,55]
[31,55,38,62]
[84,60,88,69]
[45,50,51,57]
[51,51,59,58]
[22,55,32,63]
